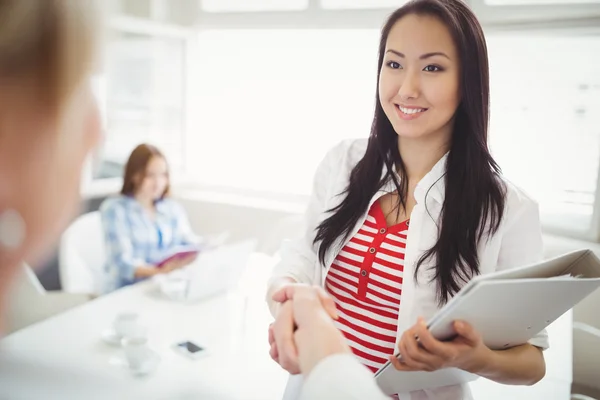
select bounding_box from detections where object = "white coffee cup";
[121,336,150,369]
[113,312,142,338]
[160,275,189,301]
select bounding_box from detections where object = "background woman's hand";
[178,253,198,267]
[161,254,195,273]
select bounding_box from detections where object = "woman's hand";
[268,284,339,374]
[272,284,338,319]
[390,318,492,374]
[269,300,301,374]
[160,260,182,273]
[177,253,198,268]
[161,254,195,273]
[290,287,350,375]
[134,265,162,278]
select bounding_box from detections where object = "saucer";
[101,329,122,346]
[129,351,161,376]
[110,350,161,377]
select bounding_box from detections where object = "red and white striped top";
[324,200,408,373]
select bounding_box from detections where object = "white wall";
[178,190,600,260]
[176,191,304,255]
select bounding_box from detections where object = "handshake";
[267,283,350,376]
[266,283,391,400]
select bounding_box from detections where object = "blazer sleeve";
[495,186,549,349]
[300,354,388,400]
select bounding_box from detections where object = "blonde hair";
[0,0,100,115]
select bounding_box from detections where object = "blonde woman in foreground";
[0,1,394,399]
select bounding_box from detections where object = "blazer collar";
[378,153,448,205]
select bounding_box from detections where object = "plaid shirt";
[100,195,199,291]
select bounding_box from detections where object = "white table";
[1,254,289,400]
[1,254,573,400]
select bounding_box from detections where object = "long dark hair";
[314,0,506,306]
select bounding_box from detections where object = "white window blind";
[485,0,600,4]
[320,0,406,9]
[201,0,308,12]
[93,29,187,180]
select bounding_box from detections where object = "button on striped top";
[324,200,409,373]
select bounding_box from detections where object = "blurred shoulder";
[324,138,368,165]
[156,197,186,214]
[499,176,540,226]
[317,138,369,180]
[99,195,131,214]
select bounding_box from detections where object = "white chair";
[59,211,106,296]
[544,239,600,397]
[572,287,600,398]
[5,265,90,334]
[572,394,598,400]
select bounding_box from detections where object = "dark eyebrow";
[386,49,450,60]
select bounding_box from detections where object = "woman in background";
[101,144,199,291]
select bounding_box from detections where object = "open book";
[374,249,600,395]
[155,244,202,268]
[154,232,231,268]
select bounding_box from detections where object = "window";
[201,0,308,12]
[473,0,600,24]
[485,0,599,4]
[186,26,600,238]
[486,30,600,236]
[321,0,405,9]
[92,25,188,180]
[186,29,380,196]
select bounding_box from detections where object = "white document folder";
[375,249,600,395]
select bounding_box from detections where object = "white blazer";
[300,354,388,400]
[269,139,548,400]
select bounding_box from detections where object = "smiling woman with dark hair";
[267,0,547,398]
